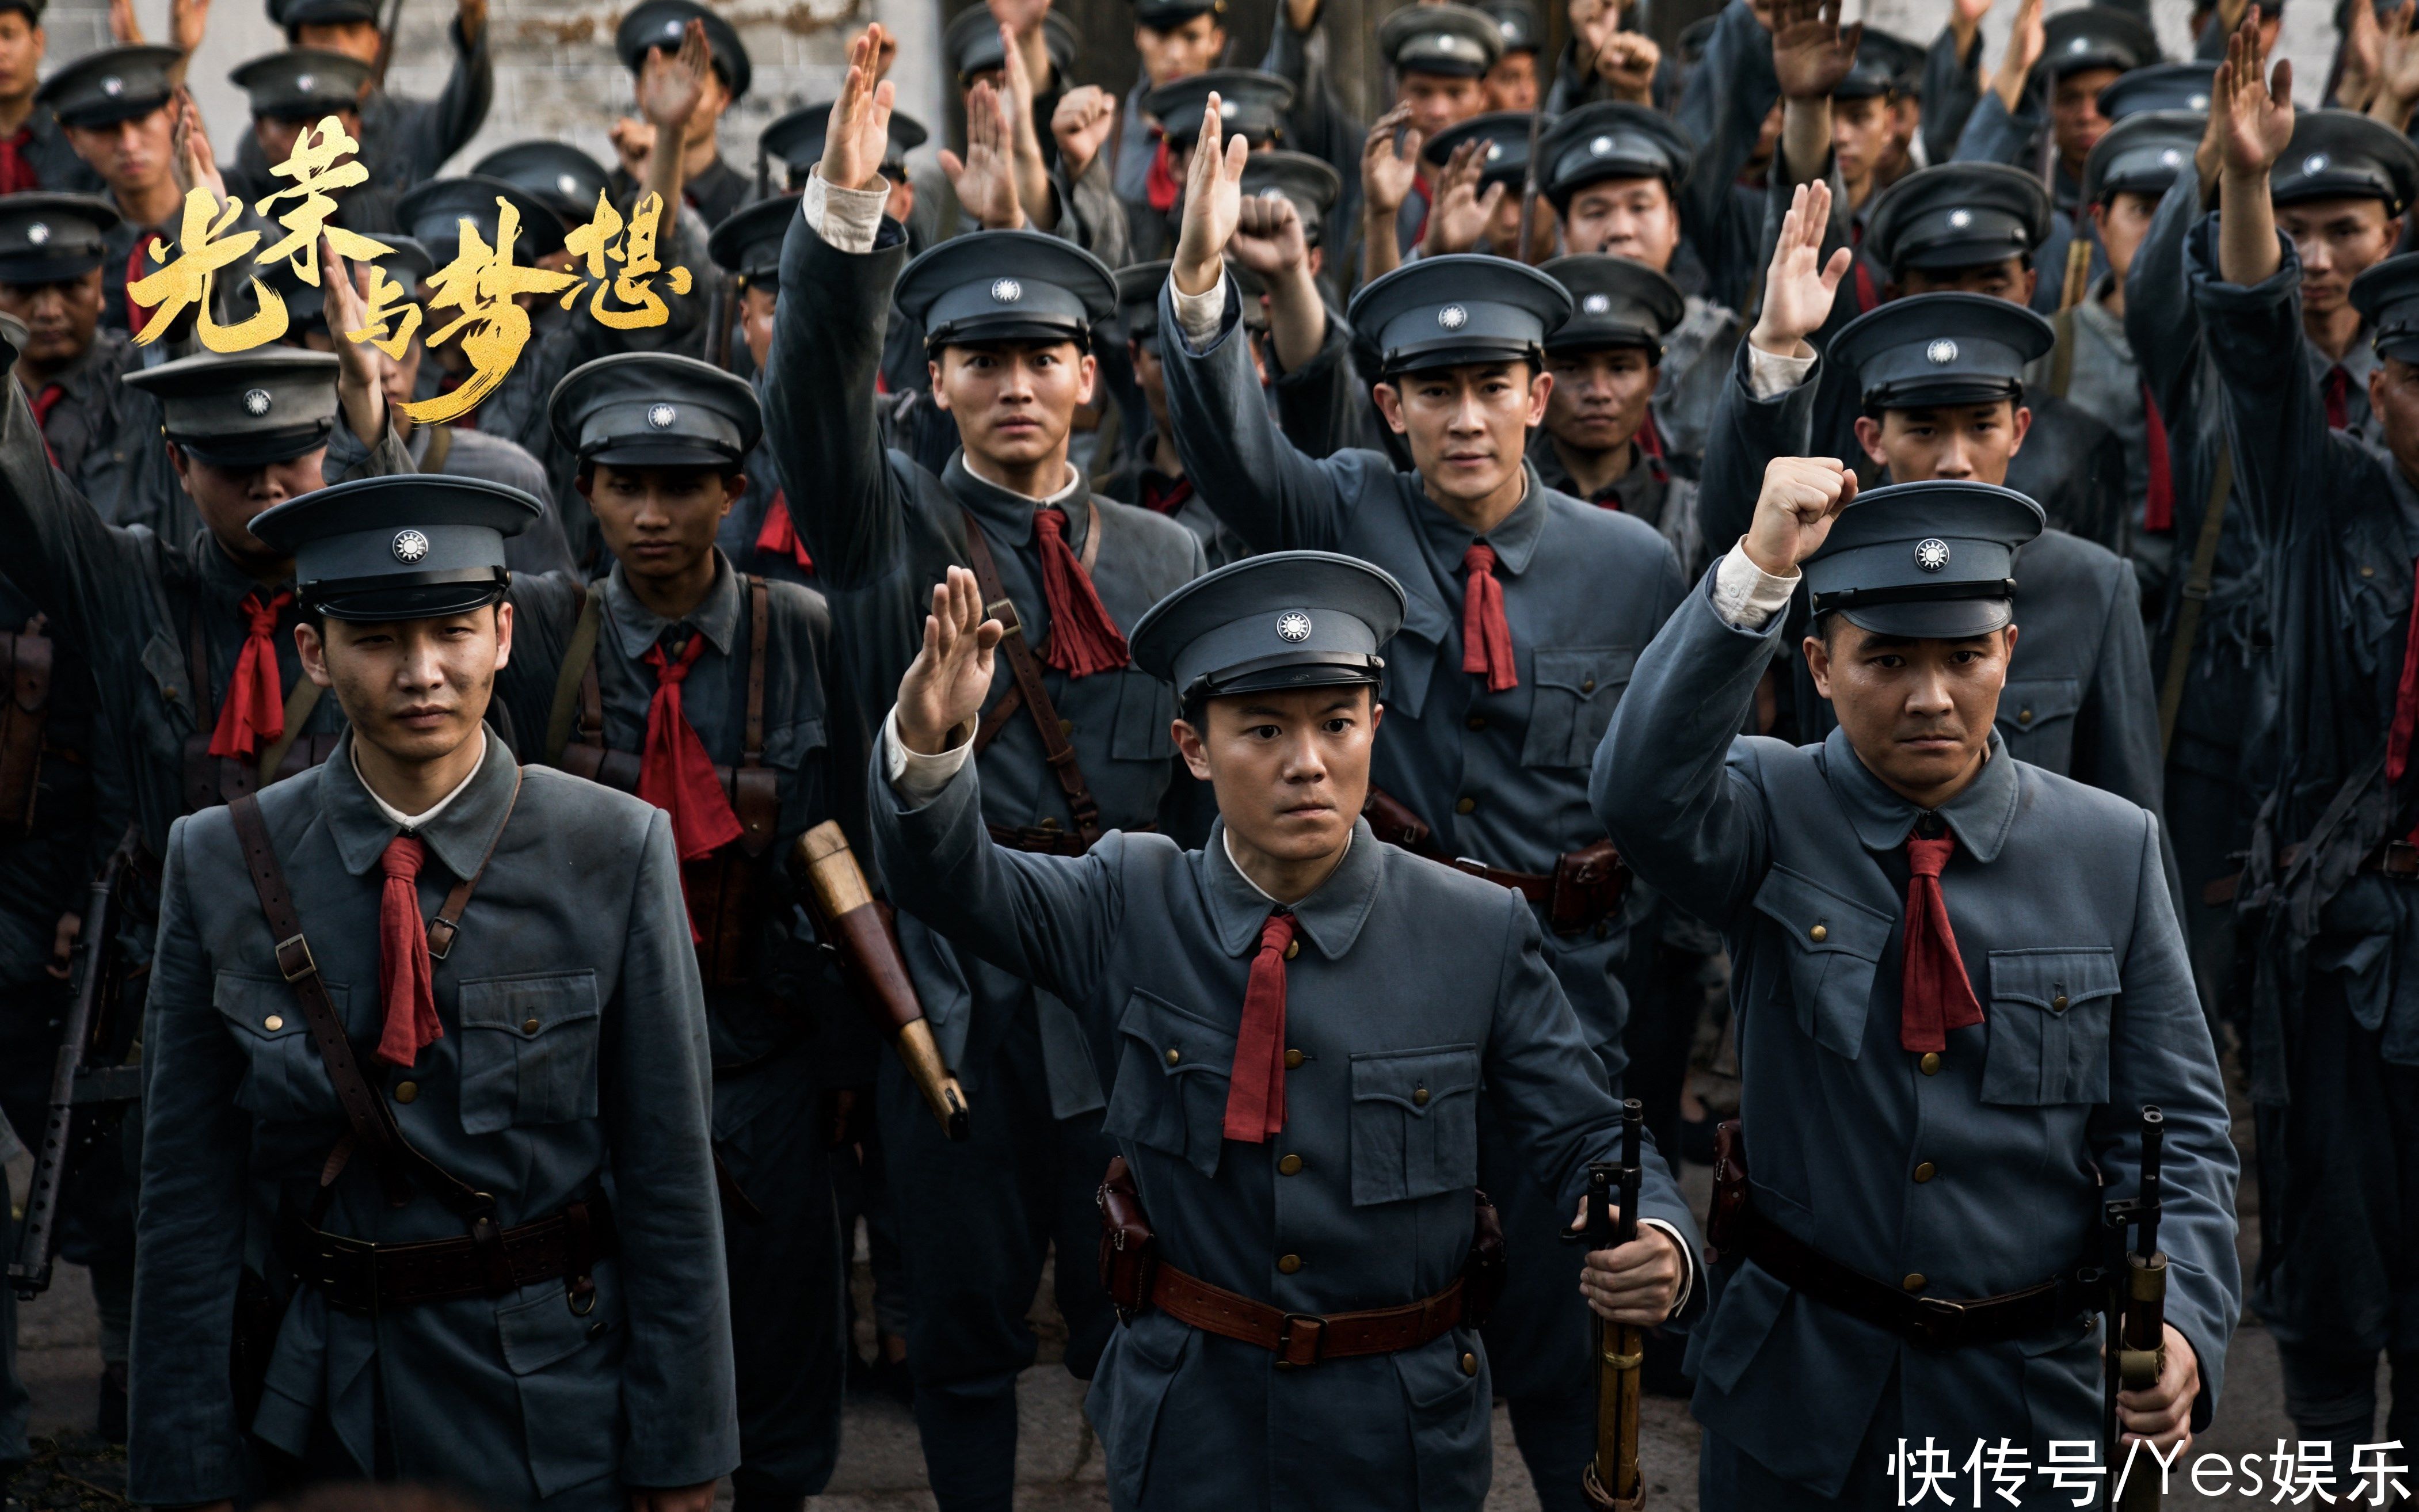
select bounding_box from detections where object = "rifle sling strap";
[544,584,606,764]
[2156,447,2234,756]
[958,505,1107,848]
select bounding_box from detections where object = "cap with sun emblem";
[267,0,380,30]
[2097,62,2214,121]
[1346,254,1572,375]
[1239,150,1341,249]
[2081,110,2201,207]
[1830,291,2054,409]
[1479,0,1542,56]
[2037,6,2160,80]
[2269,109,2419,212]
[229,47,371,121]
[1378,3,1504,79]
[123,348,344,467]
[1535,102,1696,211]
[1865,162,2051,275]
[707,196,796,289]
[894,230,1118,349]
[548,351,764,470]
[0,193,119,285]
[1130,550,1406,700]
[1128,0,1225,29]
[249,475,543,622]
[396,174,572,262]
[1422,111,1538,192]
[37,44,181,130]
[615,0,751,100]
[759,102,928,189]
[946,5,1081,88]
[1145,68,1294,151]
[1539,254,1685,356]
[471,140,616,226]
[1802,479,2045,639]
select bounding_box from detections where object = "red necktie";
[28,383,63,469]
[374,835,443,1067]
[1143,475,1194,516]
[1146,132,1180,214]
[1034,508,1130,677]
[753,490,814,572]
[1637,410,1666,461]
[639,633,744,870]
[123,239,154,335]
[1461,543,1518,692]
[0,128,36,195]
[2140,383,2173,534]
[1223,909,1296,1143]
[1850,223,1877,314]
[2325,365,2351,431]
[1900,831,1986,1054]
[208,589,293,759]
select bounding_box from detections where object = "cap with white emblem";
[2269,109,2419,212]
[1423,111,1540,192]
[1866,162,2051,274]
[894,230,1118,350]
[1131,551,1407,702]
[124,348,344,468]
[1803,481,2044,639]
[0,193,119,285]
[230,47,371,122]
[1830,291,2054,410]
[1540,253,1685,358]
[37,44,179,129]
[1348,255,1572,376]
[549,352,763,470]
[250,475,542,622]
[615,0,752,100]
[1378,3,1504,78]
[1144,68,1294,150]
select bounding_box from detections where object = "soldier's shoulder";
[2012,759,2157,848]
[757,573,832,628]
[1093,493,1209,580]
[1537,484,1674,557]
[1370,838,1534,932]
[2024,525,2128,591]
[513,763,667,841]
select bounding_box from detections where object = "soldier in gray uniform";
[129,472,737,1510]
[1096,259,1251,569]
[1594,464,2239,1510]
[222,48,396,232]
[1109,0,1231,247]
[0,0,105,195]
[1158,105,1690,1509]
[477,352,857,1512]
[0,192,144,515]
[1698,193,2174,893]
[1127,67,1293,264]
[36,44,184,337]
[873,549,1700,1512]
[1531,254,1703,577]
[764,47,1207,1510]
[611,1,752,231]
[242,0,493,200]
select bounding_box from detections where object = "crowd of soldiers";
[0,0,2412,1503]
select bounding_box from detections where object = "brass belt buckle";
[1910,1295,1968,1347]
[1274,1312,1327,1369]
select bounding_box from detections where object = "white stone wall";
[1852,0,2338,105]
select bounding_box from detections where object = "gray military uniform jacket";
[128,732,738,1506]
[765,205,1206,1110]
[1593,576,2240,1496]
[870,749,1702,1511]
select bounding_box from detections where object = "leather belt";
[1450,839,1628,936]
[1148,1262,1466,1369]
[1727,1198,2090,1350]
[2203,837,2419,907]
[1451,858,1554,902]
[277,1195,616,1317]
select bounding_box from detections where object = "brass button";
[1460,1351,1479,1376]
[2363,563,2378,578]
[394,1081,419,1104]
[1466,715,1487,730]
[1919,1052,1942,1075]
[1165,1047,1182,1065]
[1283,940,1300,960]
[1455,797,1476,814]
[1277,1254,1302,1274]
[1580,678,1597,692]
[1902,1273,1926,1293]
[1413,1087,1431,1106]
[1059,718,1075,736]
[2017,708,2033,724]
[1913,1161,1936,1183]
[263,1014,284,1031]
[162,685,178,703]
[522,1016,542,1034]
[1283,1048,1305,1069]
[1278,1154,1304,1175]
[2051,993,2069,1011]
[1808,923,1827,942]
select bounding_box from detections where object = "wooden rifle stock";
[794,821,969,1140]
[1583,1099,1648,1510]
[2112,1107,2167,1510]
[369,0,407,92]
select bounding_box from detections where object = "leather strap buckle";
[1275,1312,1328,1369]
[275,932,316,982]
[1910,1296,1968,1347]
[986,597,1022,635]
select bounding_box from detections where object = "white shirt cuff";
[1745,341,1818,399]
[1712,542,1801,630]
[1172,268,1228,346]
[883,704,973,805]
[803,165,891,254]
[1639,1217,1697,1317]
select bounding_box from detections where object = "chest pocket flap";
[457,970,603,1134]
[140,631,194,728]
[1348,1045,1481,1206]
[214,971,344,1119]
[1104,989,1235,1178]
[1383,589,1455,721]
[1983,947,2121,1106]
[1521,646,1638,768]
[1997,679,2083,737]
[1751,864,1895,1060]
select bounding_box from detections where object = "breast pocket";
[457,971,603,1135]
[1348,1045,1481,1206]
[1982,949,2121,1106]
[1995,679,2084,772]
[1519,646,1637,769]
[1108,669,1177,761]
[1103,989,1234,1178]
[1751,865,1895,1060]
[1383,592,1454,721]
[213,972,345,1121]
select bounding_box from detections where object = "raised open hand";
[1751,180,1852,354]
[821,24,898,193]
[1421,140,1504,255]
[637,16,711,135]
[324,236,390,445]
[2372,1,2419,126]
[1174,91,1249,294]
[1360,104,1422,219]
[170,0,211,53]
[1771,0,1861,102]
[2342,0,2386,111]
[897,567,1005,757]
[168,88,224,203]
[938,80,1025,230]
[2213,17,2291,178]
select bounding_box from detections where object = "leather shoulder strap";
[255,679,325,787]
[2047,309,2077,402]
[544,584,606,764]
[421,421,454,475]
[2156,448,2235,755]
[744,574,767,767]
[958,507,1105,847]
[427,763,521,959]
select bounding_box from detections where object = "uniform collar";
[943,448,1089,550]
[1414,462,1546,575]
[198,533,296,610]
[1819,724,2019,863]
[603,549,742,661]
[1203,816,1384,961]
[323,722,520,881]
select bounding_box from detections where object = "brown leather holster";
[0,618,51,837]
[1367,787,1628,935]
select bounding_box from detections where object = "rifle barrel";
[2138,1106,2164,1259]
[9,851,121,1297]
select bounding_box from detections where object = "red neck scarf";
[0,128,37,196]
[638,632,744,882]
[2140,383,2173,534]
[28,382,63,469]
[1034,507,1130,677]
[208,589,294,760]
[1460,542,1518,692]
[1142,474,1194,516]
[123,239,155,336]
[1899,829,1986,1053]
[374,835,443,1067]
[1637,409,1666,460]
[1223,909,1297,1143]
[1146,132,1181,214]
[753,490,815,572]
[2326,365,2352,432]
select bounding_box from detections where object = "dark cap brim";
[585,439,742,468]
[1381,336,1541,374]
[0,251,105,284]
[176,422,333,467]
[308,573,510,622]
[1837,596,2014,639]
[1195,656,1385,700]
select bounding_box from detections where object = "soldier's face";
[931,339,1098,471]
[2090,191,2160,286]
[1374,360,1552,515]
[253,109,363,172]
[1803,621,2017,807]
[2369,356,2419,481]
[0,269,102,365]
[1542,346,1655,454]
[580,462,743,588]
[1175,685,1380,867]
[295,20,382,64]
[1831,95,1891,193]
[1398,72,1487,142]
[742,285,778,370]
[63,105,174,193]
[1134,14,1225,87]
[1130,338,1170,428]
[2276,196,2402,316]
[1856,401,2031,485]
[2050,68,2119,170]
[1893,257,2039,304]
[0,14,44,101]
[298,604,513,767]
[169,444,330,576]
[1485,51,1538,113]
[1562,177,1678,271]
